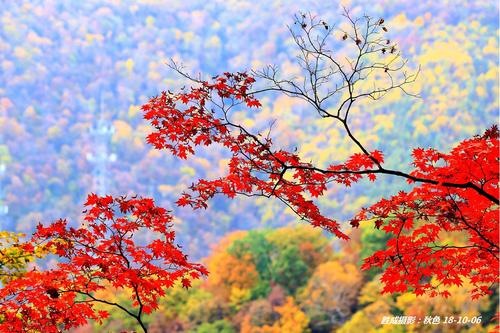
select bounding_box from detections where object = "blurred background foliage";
[0,0,498,331]
[83,225,497,332]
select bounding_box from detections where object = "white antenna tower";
[86,91,116,195]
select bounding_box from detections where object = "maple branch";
[142,8,499,303]
[431,244,499,260]
[74,291,148,332]
[250,12,498,203]
[254,9,419,119]
[394,217,411,276]
[132,282,147,333]
[73,291,137,319]
[166,60,498,206]
[277,161,499,204]
[447,193,499,250]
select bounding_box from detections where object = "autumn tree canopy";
[142,9,499,300]
[0,194,206,332]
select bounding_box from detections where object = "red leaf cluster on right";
[352,126,499,298]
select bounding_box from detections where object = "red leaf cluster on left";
[0,194,207,332]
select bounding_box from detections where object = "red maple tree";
[353,127,499,299]
[142,10,499,300]
[0,194,207,333]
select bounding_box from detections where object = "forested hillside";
[0,0,497,260]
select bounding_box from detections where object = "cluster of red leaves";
[143,72,499,299]
[143,72,260,159]
[352,126,499,298]
[143,73,388,240]
[0,194,207,332]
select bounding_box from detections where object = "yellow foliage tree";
[272,297,310,333]
[340,275,494,333]
[241,297,310,333]
[299,261,363,331]
[112,120,133,142]
[206,231,259,301]
[0,231,50,283]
